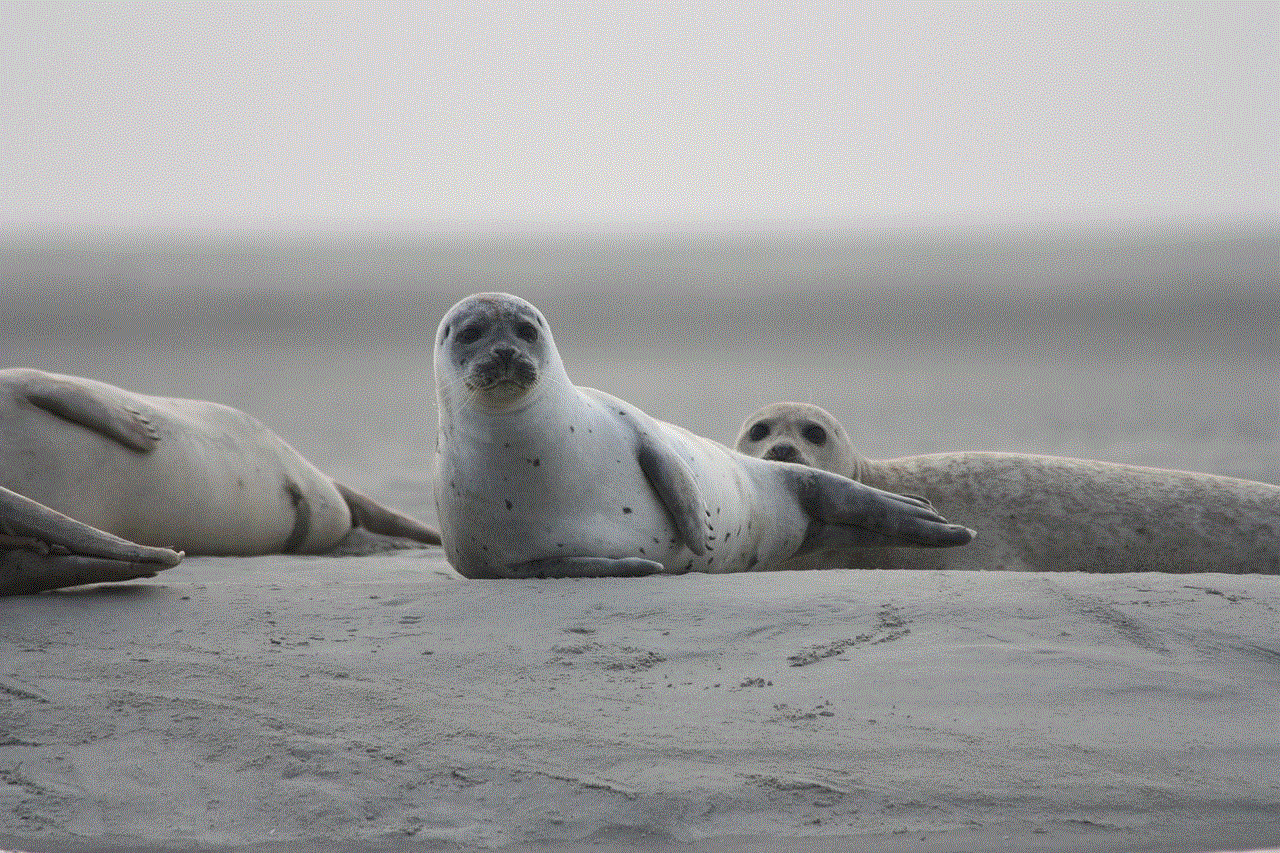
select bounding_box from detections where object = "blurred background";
[2,2,1276,526]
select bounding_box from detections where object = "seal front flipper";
[2,551,172,596]
[22,374,161,452]
[506,556,665,578]
[2,484,182,595]
[636,432,710,556]
[793,468,976,550]
[333,482,442,545]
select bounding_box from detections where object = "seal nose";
[764,442,799,463]
[492,345,517,365]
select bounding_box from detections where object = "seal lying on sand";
[432,293,974,579]
[735,402,1280,574]
[0,369,440,556]
[1,484,182,595]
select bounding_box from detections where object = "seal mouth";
[763,442,810,466]
[467,349,538,397]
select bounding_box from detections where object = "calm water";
[3,231,1278,527]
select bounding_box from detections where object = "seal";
[0,369,441,556]
[432,293,974,578]
[735,402,1280,574]
[2,484,183,595]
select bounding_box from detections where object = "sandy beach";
[4,230,1278,852]
[2,552,1277,852]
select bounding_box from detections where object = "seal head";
[436,293,561,415]
[735,402,869,481]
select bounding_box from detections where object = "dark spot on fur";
[622,507,632,514]
[281,482,311,553]
[639,547,646,555]
[505,500,512,510]
[681,561,693,572]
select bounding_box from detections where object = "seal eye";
[747,422,769,442]
[516,322,539,343]
[802,424,827,446]
[457,324,484,345]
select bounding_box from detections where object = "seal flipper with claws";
[1,485,182,595]
[432,293,974,579]
[0,368,440,556]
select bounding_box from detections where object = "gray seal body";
[735,402,1280,574]
[433,294,974,579]
[0,369,440,556]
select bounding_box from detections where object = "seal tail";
[333,482,442,545]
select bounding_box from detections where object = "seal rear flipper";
[793,468,976,550]
[2,485,182,595]
[22,374,161,452]
[636,433,710,556]
[333,482,442,545]
[1,485,184,566]
[1,551,174,596]
[505,556,665,578]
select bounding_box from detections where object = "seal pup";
[0,369,441,556]
[735,402,1280,574]
[2,484,182,595]
[432,293,974,579]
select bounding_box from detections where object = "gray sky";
[2,1,1276,233]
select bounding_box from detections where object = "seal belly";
[436,408,687,577]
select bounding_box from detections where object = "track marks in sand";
[549,640,669,673]
[0,675,48,703]
[787,604,910,667]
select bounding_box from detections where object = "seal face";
[438,293,551,413]
[736,402,860,475]
[433,293,975,579]
[736,401,1280,574]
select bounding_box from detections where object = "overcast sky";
[2,1,1276,234]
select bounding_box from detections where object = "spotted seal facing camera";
[735,401,1280,573]
[432,293,974,579]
